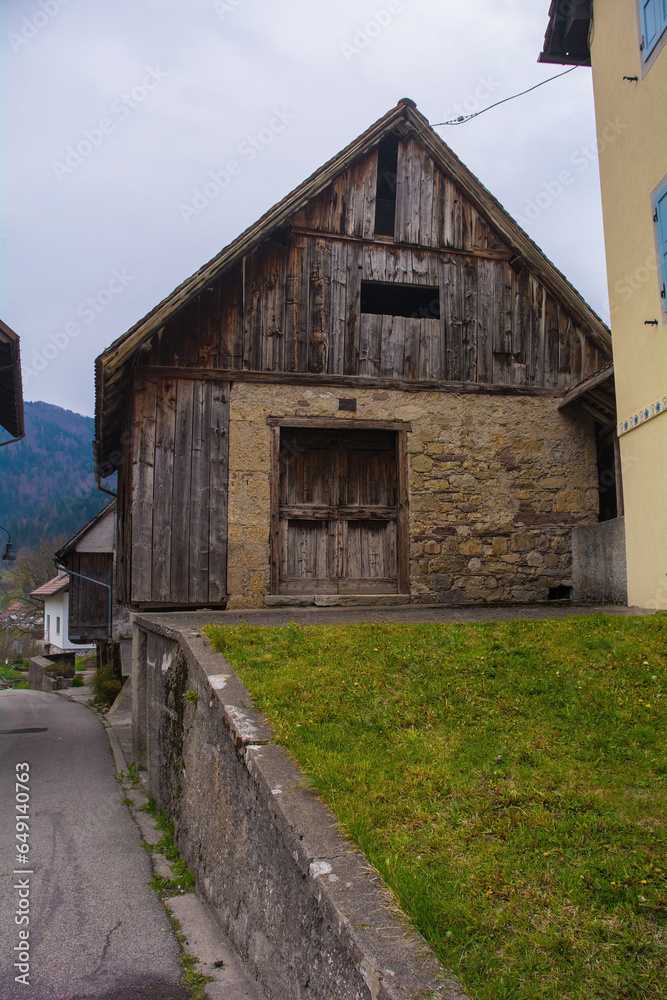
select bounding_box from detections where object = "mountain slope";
[0,401,113,551]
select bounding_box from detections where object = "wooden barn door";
[277,428,401,594]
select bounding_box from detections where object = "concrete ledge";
[263,595,315,607]
[264,595,412,608]
[134,614,469,1000]
[572,517,627,604]
[314,594,411,607]
[28,655,69,691]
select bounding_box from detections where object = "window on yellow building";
[655,181,667,306]
[641,0,667,59]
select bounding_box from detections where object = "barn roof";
[0,318,24,443]
[94,98,611,477]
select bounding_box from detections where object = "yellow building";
[541,0,667,608]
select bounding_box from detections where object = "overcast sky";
[1,0,608,419]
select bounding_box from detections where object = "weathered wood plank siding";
[138,141,607,392]
[122,373,229,606]
[69,552,112,634]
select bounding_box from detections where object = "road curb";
[101,702,264,999]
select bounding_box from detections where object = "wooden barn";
[94,99,617,610]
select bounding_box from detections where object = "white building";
[30,572,94,655]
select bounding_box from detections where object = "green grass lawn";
[1,666,26,681]
[206,614,667,1000]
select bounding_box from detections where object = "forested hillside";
[0,401,113,551]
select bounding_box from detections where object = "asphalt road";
[0,690,189,1000]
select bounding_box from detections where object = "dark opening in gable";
[374,136,399,237]
[361,281,440,319]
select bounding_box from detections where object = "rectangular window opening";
[374,136,399,237]
[56,616,61,635]
[361,281,440,319]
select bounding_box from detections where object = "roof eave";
[539,0,592,67]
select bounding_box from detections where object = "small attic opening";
[374,135,399,237]
[361,281,440,319]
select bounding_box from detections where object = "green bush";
[71,675,84,688]
[92,664,122,707]
[21,659,29,671]
[45,659,75,679]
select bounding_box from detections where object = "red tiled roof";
[30,574,69,599]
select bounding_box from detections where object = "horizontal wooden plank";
[268,416,412,430]
[289,226,513,261]
[136,365,564,398]
[280,504,397,520]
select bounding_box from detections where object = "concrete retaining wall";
[29,656,70,691]
[133,614,468,1000]
[572,517,627,604]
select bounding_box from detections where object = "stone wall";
[133,615,467,1000]
[227,383,599,608]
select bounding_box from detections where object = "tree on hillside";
[4,537,67,610]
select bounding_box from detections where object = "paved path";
[0,690,187,1000]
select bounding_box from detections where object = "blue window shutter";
[656,184,667,300]
[642,0,667,56]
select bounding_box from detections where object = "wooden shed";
[55,502,116,643]
[94,99,615,610]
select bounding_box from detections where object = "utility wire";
[433,65,581,126]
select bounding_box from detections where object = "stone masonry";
[226,383,599,608]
